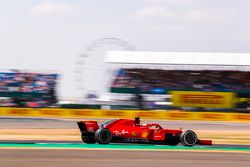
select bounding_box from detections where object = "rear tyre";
[180,130,197,146]
[95,128,112,144]
[78,122,96,144]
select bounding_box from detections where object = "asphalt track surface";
[0,117,250,149]
[0,149,249,167]
[1,117,250,167]
[0,117,249,148]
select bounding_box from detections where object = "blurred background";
[0,51,250,112]
[0,0,250,112]
[1,1,250,95]
[1,51,250,113]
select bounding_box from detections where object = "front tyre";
[95,128,112,144]
[180,130,197,146]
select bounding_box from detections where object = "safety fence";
[0,107,249,122]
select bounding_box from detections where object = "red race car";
[77,117,212,146]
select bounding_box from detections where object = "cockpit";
[134,117,162,130]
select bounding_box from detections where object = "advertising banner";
[171,91,235,108]
[0,108,249,122]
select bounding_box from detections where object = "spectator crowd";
[0,71,58,107]
[111,68,250,93]
[0,72,57,93]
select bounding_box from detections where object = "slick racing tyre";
[95,128,112,144]
[180,130,197,146]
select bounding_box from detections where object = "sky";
[1,0,250,99]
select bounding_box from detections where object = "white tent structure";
[106,51,250,71]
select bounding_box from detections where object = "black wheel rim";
[101,133,109,140]
[99,130,111,143]
[185,132,196,145]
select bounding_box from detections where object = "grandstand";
[111,69,250,93]
[105,51,250,111]
[0,70,58,107]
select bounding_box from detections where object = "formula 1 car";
[77,117,212,146]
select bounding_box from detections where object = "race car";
[77,117,212,146]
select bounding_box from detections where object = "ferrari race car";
[77,117,212,146]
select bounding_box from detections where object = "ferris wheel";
[75,38,134,98]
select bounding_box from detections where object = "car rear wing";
[77,121,87,132]
[77,121,99,133]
